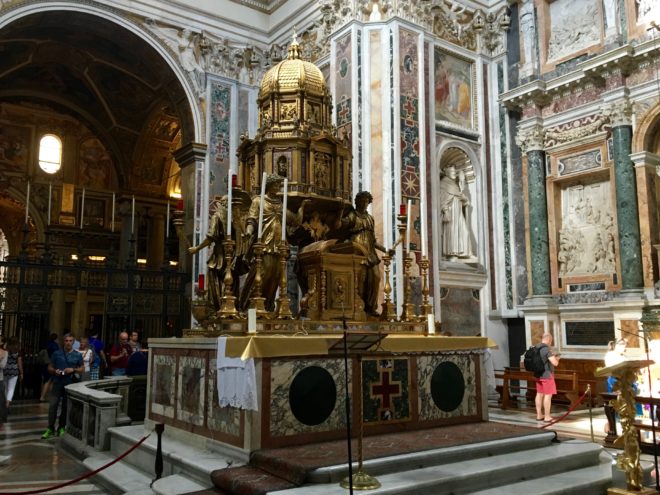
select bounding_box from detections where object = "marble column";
[516,125,551,296]
[147,213,165,269]
[604,98,643,291]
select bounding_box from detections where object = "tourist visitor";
[535,333,560,422]
[109,332,132,376]
[4,337,23,408]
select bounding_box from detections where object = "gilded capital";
[515,125,545,154]
[601,97,633,127]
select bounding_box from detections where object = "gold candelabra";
[276,241,293,319]
[218,239,240,319]
[249,241,268,317]
[400,253,415,322]
[419,256,432,318]
[380,254,396,322]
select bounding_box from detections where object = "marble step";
[107,424,243,487]
[467,460,612,495]
[308,431,558,483]
[273,440,606,495]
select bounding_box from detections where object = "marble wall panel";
[208,81,232,202]
[335,33,352,148]
[417,354,477,420]
[439,288,481,335]
[207,358,241,437]
[369,30,385,249]
[269,357,349,437]
[176,355,206,426]
[362,358,411,424]
[151,353,176,418]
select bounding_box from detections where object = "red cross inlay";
[338,103,351,123]
[371,370,400,409]
[402,98,416,119]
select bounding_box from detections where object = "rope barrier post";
[152,423,165,486]
[587,384,594,443]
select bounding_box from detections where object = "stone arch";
[634,100,660,154]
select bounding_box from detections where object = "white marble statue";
[439,165,473,261]
[519,0,537,70]
[602,0,618,36]
[637,0,660,26]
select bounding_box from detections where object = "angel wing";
[144,19,204,73]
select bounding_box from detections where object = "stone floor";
[0,399,656,494]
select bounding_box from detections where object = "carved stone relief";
[558,182,616,276]
[546,0,601,63]
[636,0,660,25]
[557,149,602,176]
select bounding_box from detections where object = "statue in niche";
[602,0,618,34]
[337,191,392,316]
[439,164,473,261]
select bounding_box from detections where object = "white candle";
[131,195,135,234]
[421,196,428,257]
[427,314,435,334]
[47,183,52,225]
[257,172,267,240]
[80,188,85,229]
[24,181,30,224]
[227,169,233,240]
[166,200,170,238]
[111,193,115,232]
[281,178,288,241]
[406,199,412,253]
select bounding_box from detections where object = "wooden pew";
[498,367,579,409]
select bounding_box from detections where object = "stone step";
[467,461,612,495]
[307,431,558,483]
[272,440,606,495]
[107,424,243,487]
[84,452,210,495]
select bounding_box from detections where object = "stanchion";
[152,423,165,486]
[587,384,594,443]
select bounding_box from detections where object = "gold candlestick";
[380,254,396,322]
[400,253,415,322]
[218,239,240,319]
[419,256,432,318]
[276,241,293,319]
[249,241,268,317]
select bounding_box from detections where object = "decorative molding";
[228,0,287,14]
[515,125,545,153]
[472,6,510,56]
[544,115,609,148]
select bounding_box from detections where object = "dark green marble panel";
[527,149,551,295]
[612,125,643,289]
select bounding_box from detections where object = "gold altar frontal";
[147,330,494,457]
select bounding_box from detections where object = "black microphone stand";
[340,302,354,495]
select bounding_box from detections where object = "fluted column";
[603,97,643,291]
[516,124,551,296]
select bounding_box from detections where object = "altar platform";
[146,332,494,458]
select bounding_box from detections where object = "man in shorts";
[535,333,560,422]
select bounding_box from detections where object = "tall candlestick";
[111,193,115,232]
[281,178,288,241]
[24,181,30,224]
[47,183,52,225]
[131,195,135,235]
[80,188,85,229]
[257,171,267,239]
[227,168,233,240]
[166,200,170,238]
[406,198,412,253]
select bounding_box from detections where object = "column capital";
[173,142,208,169]
[601,96,633,127]
[515,124,545,154]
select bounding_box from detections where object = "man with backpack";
[533,333,560,422]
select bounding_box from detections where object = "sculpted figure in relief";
[439,165,473,261]
[519,0,537,69]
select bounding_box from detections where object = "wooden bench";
[498,367,580,410]
[601,392,660,453]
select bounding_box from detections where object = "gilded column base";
[380,301,397,322]
[218,296,241,319]
[400,303,415,323]
[608,487,657,495]
[340,470,381,490]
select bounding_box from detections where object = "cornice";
[502,42,660,111]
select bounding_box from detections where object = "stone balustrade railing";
[64,377,133,452]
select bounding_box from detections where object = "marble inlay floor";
[0,401,110,494]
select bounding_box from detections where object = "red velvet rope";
[0,431,152,495]
[541,389,590,429]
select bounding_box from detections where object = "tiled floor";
[0,399,655,494]
[0,401,108,494]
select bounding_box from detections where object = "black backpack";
[523,344,546,378]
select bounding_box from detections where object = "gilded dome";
[259,37,326,98]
